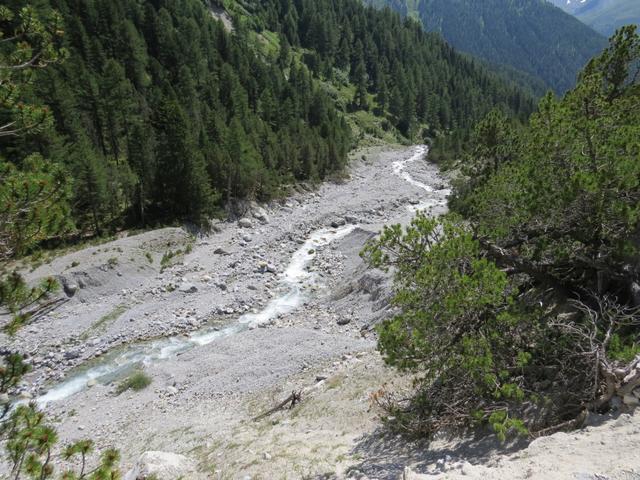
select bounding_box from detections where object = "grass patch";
[80,304,128,340]
[115,370,152,395]
[160,248,187,271]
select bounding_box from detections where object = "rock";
[0,393,9,404]
[242,234,252,242]
[124,451,197,480]
[87,379,97,388]
[263,452,272,460]
[64,350,81,360]
[336,318,351,326]
[216,282,228,291]
[166,386,178,396]
[238,218,253,228]
[178,282,197,294]
[623,368,638,383]
[402,467,429,480]
[201,275,212,282]
[623,394,639,406]
[266,264,277,274]
[214,247,230,255]
[62,280,79,297]
[253,208,270,224]
[460,461,475,476]
[330,217,346,228]
[631,282,640,307]
[18,391,32,400]
[345,215,358,224]
[315,375,328,382]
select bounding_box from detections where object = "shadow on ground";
[343,426,530,479]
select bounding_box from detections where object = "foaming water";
[392,145,433,193]
[37,225,356,405]
[393,145,451,212]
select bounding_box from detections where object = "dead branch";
[252,390,302,422]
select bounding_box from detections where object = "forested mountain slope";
[2,0,533,236]
[364,0,607,94]
[548,0,640,36]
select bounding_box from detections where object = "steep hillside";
[577,0,640,36]
[3,0,533,235]
[364,0,607,93]
[549,0,639,35]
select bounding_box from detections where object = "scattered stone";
[123,451,197,480]
[64,350,81,360]
[214,247,230,255]
[166,386,178,396]
[87,379,97,388]
[238,218,253,228]
[62,281,79,297]
[178,283,198,294]
[315,375,328,382]
[460,461,475,476]
[242,234,253,242]
[403,467,429,480]
[337,318,351,326]
[330,217,346,228]
[253,208,270,224]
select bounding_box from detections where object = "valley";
[2,1,640,479]
[3,145,449,477]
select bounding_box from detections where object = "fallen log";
[253,390,302,422]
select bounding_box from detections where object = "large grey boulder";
[124,451,196,480]
[252,207,270,224]
[238,218,253,228]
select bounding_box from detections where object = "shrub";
[116,371,152,394]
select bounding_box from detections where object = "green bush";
[116,371,152,394]
[363,27,640,440]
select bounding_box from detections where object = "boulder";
[330,217,346,228]
[124,451,196,480]
[238,218,253,228]
[166,386,178,396]
[64,349,81,360]
[61,277,79,297]
[178,282,198,294]
[253,207,270,224]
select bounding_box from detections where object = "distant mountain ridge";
[364,0,607,94]
[548,0,640,36]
